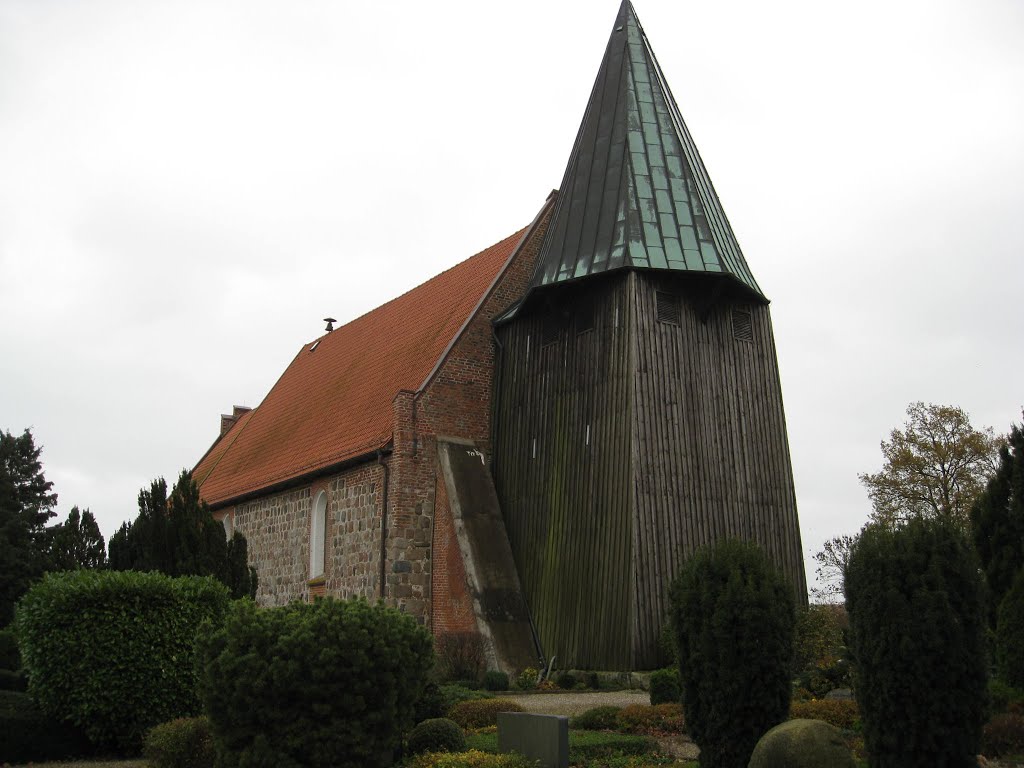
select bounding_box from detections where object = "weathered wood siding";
[493,276,634,669]
[493,271,806,670]
[629,272,806,668]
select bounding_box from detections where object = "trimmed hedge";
[616,703,685,735]
[0,689,92,763]
[198,597,433,768]
[143,716,215,768]
[670,538,795,768]
[447,698,524,730]
[845,518,987,768]
[570,705,622,731]
[15,570,230,752]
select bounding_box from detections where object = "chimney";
[220,405,252,437]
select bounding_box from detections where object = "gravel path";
[500,689,650,717]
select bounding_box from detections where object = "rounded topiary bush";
[649,667,680,705]
[199,597,433,768]
[406,717,466,755]
[845,518,987,768]
[15,570,230,752]
[670,538,795,768]
[447,698,524,729]
[143,716,214,768]
[748,718,855,768]
[997,570,1024,688]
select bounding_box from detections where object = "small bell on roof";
[324,317,337,332]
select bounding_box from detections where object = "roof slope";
[530,0,764,299]
[195,227,527,507]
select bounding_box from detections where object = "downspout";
[377,449,390,600]
[491,322,547,667]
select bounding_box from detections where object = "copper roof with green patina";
[530,1,764,299]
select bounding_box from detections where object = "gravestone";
[497,712,569,768]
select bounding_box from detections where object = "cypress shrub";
[198,597,433,768]
[15,570,230,753]
[845,518,987,767]
[669,538,795,768]
[996,570,1024,688]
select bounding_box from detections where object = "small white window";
[310,490,327,578]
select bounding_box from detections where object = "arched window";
[310,490,327,578]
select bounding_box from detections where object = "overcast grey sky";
[2,0,1022,593]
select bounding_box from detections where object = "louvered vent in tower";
[732,308,753,342]
[656,291,681,325]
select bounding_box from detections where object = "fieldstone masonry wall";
[326,468,382,600]
[235,488,311,605]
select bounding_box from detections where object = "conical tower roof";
[530,1,764,299]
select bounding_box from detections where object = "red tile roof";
[194,226,529,507]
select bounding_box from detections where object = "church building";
[193,1,806,672]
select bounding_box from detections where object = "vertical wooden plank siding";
[494,277,633,669]
[630,273,806,668]
[494,272,806,670]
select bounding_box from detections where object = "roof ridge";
[306,227,530,346]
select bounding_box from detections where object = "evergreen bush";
[648,667,680,705]
[845,518,987,767]
[406,718,466,756]
[447,698,524,730]
[143,716,215,768]
[15,570,229,752]
[997,570,1024,688]
[669,538,795,768]
[198,597,432,768]
[483,670,509,691]
[415,680,446,723]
